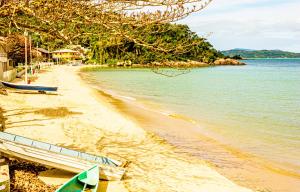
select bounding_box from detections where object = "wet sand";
[92,88,300,192]
[0,65,252,192]
[79,68,300,192]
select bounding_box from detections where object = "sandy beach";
[0,65,252,192]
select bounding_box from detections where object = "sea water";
[85,59,300,176]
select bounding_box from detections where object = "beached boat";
[56,165,99,192]
[0,81,58,92]
[0,132,126,181]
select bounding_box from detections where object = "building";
[52,49,81,63]
[0,38,16,81]
[35,48,52,61]
[0,42,8,80]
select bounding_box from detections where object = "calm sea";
[85,59,300,176]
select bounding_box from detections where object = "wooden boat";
[0,159,9,192]
[56,165,99,192]
[0,132,126,181]
[0,81,58,92]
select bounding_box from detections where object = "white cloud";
[177,0,300,52]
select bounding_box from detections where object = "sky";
[177,0,300,52]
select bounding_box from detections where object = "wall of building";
[0,62,3,80]
[0,47,8,81]
[52,52,80,61]
[2,69,17,82]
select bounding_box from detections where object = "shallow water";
[85,59,300,189]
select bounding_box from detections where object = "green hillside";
[222,49,300,58]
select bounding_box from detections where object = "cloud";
[177,0,300,52]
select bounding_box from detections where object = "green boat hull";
[56,165,99,192]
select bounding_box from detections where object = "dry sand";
[0,65,252,192]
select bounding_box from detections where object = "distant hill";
[222,49,300,58]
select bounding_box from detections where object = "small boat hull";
[0,132,126,181]
[56,165,99,192]
[1,81,58,92]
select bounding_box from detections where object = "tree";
[5,34,31,65]
[88,23,221,64]
[0,0,213,53]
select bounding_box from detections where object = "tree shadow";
[5,118,54,126]
[2,107,82,130]
[9,90,60,96]
[5,124,45,129]
[4,107,82,118]
[98,181,109,192]
[33,107,82,118]
[0,107,7,131]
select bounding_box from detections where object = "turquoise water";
[86,59,300,172]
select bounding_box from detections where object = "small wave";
[117,95,137,101]
[90,85,136,101]
[168,113,198,124]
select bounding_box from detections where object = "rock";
[117,59,244,68]
[116,61,124,66]
[131,64,142,68]
[214,58,245,65]
[149,61,209,68]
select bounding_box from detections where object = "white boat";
[0,132,126,181]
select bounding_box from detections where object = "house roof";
[37,48,50,54]
[52,49,79,53]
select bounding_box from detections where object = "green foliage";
[222,49,300,58]
[2,19,222,65]
[5,34,31,65]
[86,23,222,64]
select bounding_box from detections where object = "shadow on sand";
[9,90,60,96]
[2,107,82,130]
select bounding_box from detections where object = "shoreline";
[79,68,300,192]
[0,65,253,192]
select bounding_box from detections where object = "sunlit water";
[85,59,300,174]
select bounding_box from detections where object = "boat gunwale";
[0,141,125,180]
[0,132,123,167]
[0,138,126,180]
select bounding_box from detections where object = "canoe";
[0,81,58,92]
[0,132,126,181]
[56,165,99,192]
[0,159,9,192]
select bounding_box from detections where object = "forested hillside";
[222,49,300,58]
